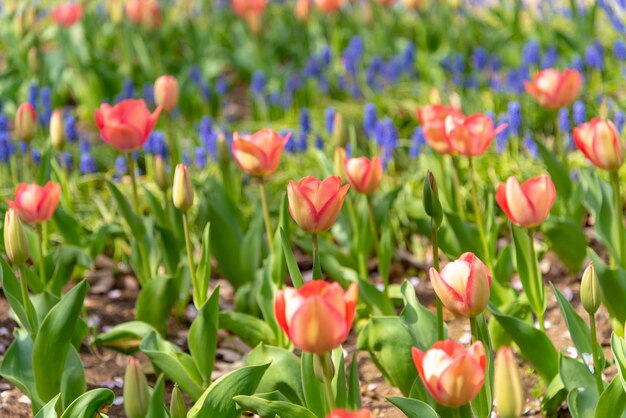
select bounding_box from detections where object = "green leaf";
[535,138,572,200]
[240,213,264,284]
[470,314,493,418]
[135,275,178,334]
[387,396,440,418]
[106,180,146,237]
[145,375,168,418]
[219,311,276,347]
[0,330,43,412]
[0,257,32,334]
[612,333,626,394]
[543,218,586,273]
[60,346,86,410]
[60,388,115,418]
[489,304,558,382]
[301,352,327,418]
[280,228,303,288]
[589,250,626,324]
[195,223,211,307]
[52,208,84,247]
[332,346,347,408]
[347,353,361,410]
[442,211,483,259]
[400,280,440,350]
[34,395,60,418]
[580,171,619,261]
[233,395,318,418]
[33,281,88,402]
[560,356,599,418]
[189,287,220,386]
[595,377,626,418]
[511,225,545,316]
[94,321,157,354]
[188,363,270,418]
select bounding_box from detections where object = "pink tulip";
[275,280,358,354]
[417,105,463,154]
[154,75,179,112]
[525,68,582,110]
[344,155,383,195]
[7,182,61,224]
[573,118,624,171]
[495,175,556,228]
[232,129,290,177]
[94,99,161,152]
[412,340,486,407]
[429,252,491,317]
[314,0,345,13]
[444,113,507,156]
[125,0,161,31]
[52,3,83,27]
[15,102,37,143]
[327,409,371,418]
[287,176,350,233]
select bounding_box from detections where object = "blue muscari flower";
[489,54,502,72]
[0,114,8,132]
[183,149,190,166]
[409,127,425,158]
[115,156,126,177]
[496,115,509,153]
[573,101,586,125]
[27,82,38,107]
[507,101,521,137]
[375,118,399,165]
[251,70,266,97]
[472,47,488,71]
[366,65,381,92]
[320,45,332,67]
[142,83,155,108]
[19,141,28,153]
[0,140,10,164]
[585,43,604,70]
[402,42,415,73]
[269,91,282,106]
[317,76,330,94]
[345,143,352,159]
[282,129,297,153]
[384,57,402,85]
[485,111,495,123]
[615,39,626,60]
[542,45,558,68]
[282,91,294,109]
[152,132,168,159]
[122,78,134,99]
[324,107,335,135]
[79,152,97,174]
[440,56,453,73]
[452,53,464,74]
[363,103,377,139]
[349,84,362,99]
[300,108,311,134]
[286,74,302,94]
[215,76,228,96]
[570,55,584,73]
[337,75,347,92]
[195,146,207,168]
[61,151,72,169]
[79,139,90,154]
[465,75,479,90]
[522,40,541,67]
[304,56,321,79]
[39,86,52,127]
[297,132,308,152]
[558,107,571,133]
[64,113,78,142]
[315,134,324,150]
[32,148,41,165]
[524,133,538,158]
[190,65,202,85]
[616,110,625,134]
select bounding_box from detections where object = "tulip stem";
[183,213,201,309]
[366,196,380,253]
[452,407,462,418]
[316,353,336,411]
[610,170,626,268]
[36,224,46,289]
[127,154,151,284]
[589,314,604,393]
[19,266,38,337]
[167,114,180,171]
[127,153,140,215]
[431,219,444,341]
[450,156,466,219]
[527,229,546,333]
[259,180,274,254]
[312,234,323,280]
[468,158,491,267]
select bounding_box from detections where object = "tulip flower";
[4,209,29,267]
[573,118,624,171]
[7,182,61,224]
[232,129,290,178]
[444,113,507,157]
[232,0,267,17]
[495,175,556,228]
[173,164,193,212]
[124,357,149,418]
[50,110,65,150]
[275,280,358,354]
[52,3,83,27]
[417,104,463,154]
[327,409,371,418]
[429,252,491,318]
[94,99,161,152]
[412,340,486,407]
[287,176,350,233]
[494,347,524,418]
[125,0,161,31]
[344,155,383,195]
[525,68,582,109]
[154,75,179,112]
[314,0,345,13]
[15,102,37,143]
[295,0,312,21]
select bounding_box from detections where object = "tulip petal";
[435,352,485,406]
[429,267,466,317]
[521,175,555,225]
[504,177,537,227]
[288,296,347,354]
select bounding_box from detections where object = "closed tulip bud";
[344,156,382,195]
[217,132,231,166]
[4,209,29,266]
[154,75,179,112]
[287,176,350,233]
[423,170,443,227]
[581,263,601,315]
[50,110,66,150]
[173,164,193,212]
[327,409,371,418]
[573,118,624,171]
[495,175,556,228]
[525,68,582,110]
[169,385,187,418]
[28,47,39,74]
[123,357,149,418]
[331,113,347,148]
[429,253,491,317]
[154,155,169,192]
[494,347,524,418]
[334,147,346,180]
[15,102,37,143]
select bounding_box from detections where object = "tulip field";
[3,0,626,417]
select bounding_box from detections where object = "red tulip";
[232,129,290,177]
[314,0,345,13]
[412,340,486,407]
[444,113,507,156]
[573,118,624,171]
[429,252,491,317]
[52,3,83,27]
[417,105,463,154]
[15,102,37,143]
[275,280,358,354]
[327,409,371,418]
[374,0,395,5]
[7,182,61,224]
[125,0,161,31]
[232,0,268,17]
[94,99,161,152]
[525,68,582,110]
[287,176,350,233]
[154,75,179,112]
[344,155,383,195]
[495,175,556,228]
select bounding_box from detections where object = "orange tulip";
[7,182,61,224]
[314,0,345,13]
[232,0,267,17]
[327,409,371,418]
[125,0,161,31]
[444,113,507,156]
[573,118,624,171]
[232,129,290,177]
[154,75,179,112]
[412,340,486,407]
[15,102,37,143]
[275,280,358,354]
[417,105,463,154]
[495,175,556,228]
[525,68,582,110]
[52,3,83,27]
[94,99,161,152]
[295,0,312,21]
[287,176,349,233]
[344,155,383,195]
[429,252,491,318]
